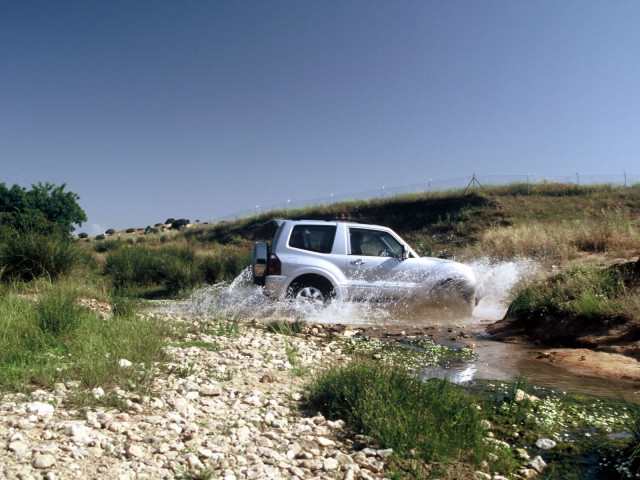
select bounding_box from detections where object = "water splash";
[470,257,539,321]
[161,258,538,327]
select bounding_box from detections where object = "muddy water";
[169,260,639,401]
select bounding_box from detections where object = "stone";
[27,401,54,416]
[324,457,339,471]
[32,453,56,469]
[125,444,145,459]
[92,387,105,399]
[535,438,557,450]
[316,436,335,447]
[527,455,548,473]
[8,440,29,455]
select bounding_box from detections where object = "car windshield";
[349,228,404,257]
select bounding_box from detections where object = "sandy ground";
[528,347,640,385]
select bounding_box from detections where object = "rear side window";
[288,225,336,254]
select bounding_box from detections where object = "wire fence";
[210,172,640,224]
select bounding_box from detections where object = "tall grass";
[104,243,250,296]
[508,264,639,323]
[0,231,84,281]
[471,207,640,261]
[0,283,173,392]
[305,361,489,467]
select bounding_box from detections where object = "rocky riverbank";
[1,316,392,480]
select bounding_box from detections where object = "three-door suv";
[252,220,483,312]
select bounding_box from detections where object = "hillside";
[193,183,640,259]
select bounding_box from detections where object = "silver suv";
[252,220,483,312]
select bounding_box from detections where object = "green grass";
[0,283,173,394]
[305,361,494,475]
[0,231,85,282]
[103,243,251,297]
[508,264,639,323]
[266,318,305,336]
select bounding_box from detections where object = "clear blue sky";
[2,1,639,234]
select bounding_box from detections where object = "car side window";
[349,228,403,257]
[288,225,336,254]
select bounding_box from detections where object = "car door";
[343,227,409,301]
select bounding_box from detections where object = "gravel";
[1,316,392,480]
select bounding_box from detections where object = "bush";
[94,238,121,253]
[126,228,135,233]
[305,361,487,464]
[170,218,190,230]
[36,286,85,338]
[508,265,628,321]
[0,231,83,282]
[78,232,89,239]
[95,234,105,241]
[105,229,115,235]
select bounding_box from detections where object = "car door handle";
[350,259,365,266]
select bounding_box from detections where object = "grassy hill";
[191,182,640,263]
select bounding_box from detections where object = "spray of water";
[160,258,539,328]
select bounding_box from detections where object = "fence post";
[624,170,627,188]
[575,172,580,185]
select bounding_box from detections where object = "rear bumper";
[263,276,289,299]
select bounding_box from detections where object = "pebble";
[0,318,389,479]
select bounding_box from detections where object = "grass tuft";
[305,361,488,466]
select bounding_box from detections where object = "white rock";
[316,436,335,447]
[32,453,56,469]
[535,438,557,450]
[27,401,54,416]
[119,359,133,368]
[92,387,105,399]
[323,457,339,471]
[527,455,548,473]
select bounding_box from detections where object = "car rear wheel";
[288,278,334,308]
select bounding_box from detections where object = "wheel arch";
[287,273,337,298]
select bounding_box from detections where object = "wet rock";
[535,438,556,450]
[526,455,548,473]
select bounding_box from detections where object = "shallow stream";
[159,259,639,401]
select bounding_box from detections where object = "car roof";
[276,219,384,229]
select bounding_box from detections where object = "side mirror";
[401,245,409,260]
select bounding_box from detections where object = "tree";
[170,218,190,230]
[0,182,87,235]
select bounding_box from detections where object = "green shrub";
[78,232,89,239]
[36,286,85,338]
[306,361,486,464]
[508,265,627,321]
[95,234,105,241]
[200,250,251,284]
[0,231,83,281]
[94,238,121,253]
[170,218,190,230]
[105,228,115,235]
[126,228,135,233]
[104,245,159,287]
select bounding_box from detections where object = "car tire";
[288,279,334,308]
